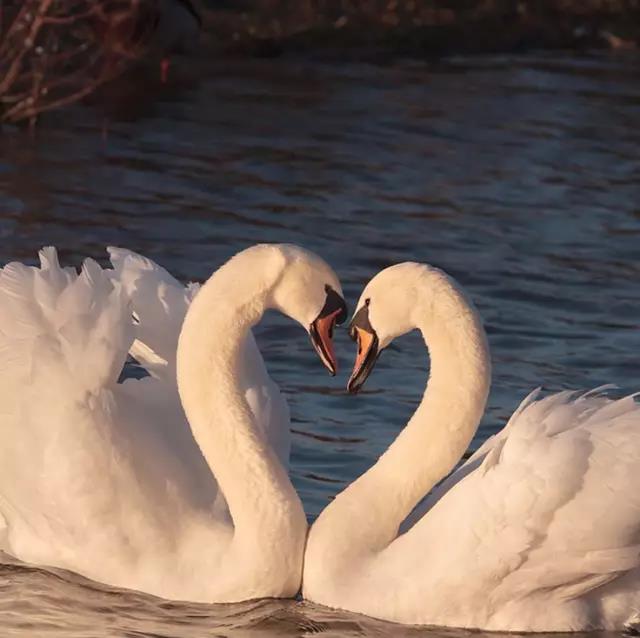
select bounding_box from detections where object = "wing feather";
[107,247,198,379]
[392,389,640,625]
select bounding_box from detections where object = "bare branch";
[0,0,161,124]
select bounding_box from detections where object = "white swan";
[303,262,640,632]
[0,243,346,603]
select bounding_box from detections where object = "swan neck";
[310,275,491,563]
[176,251,302,538]
[386,293,491,506]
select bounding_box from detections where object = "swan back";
[376,389,640,630]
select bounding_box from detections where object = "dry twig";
[0,0,160,124]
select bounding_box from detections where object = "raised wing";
[0,248,137,561]
[107,247,199,379]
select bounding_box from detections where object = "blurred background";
[1,1,639,636]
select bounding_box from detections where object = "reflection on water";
[0,51,639,636]
[0,558,615,638]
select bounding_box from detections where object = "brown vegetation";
[0,0,160,125]
[202,0,640,56]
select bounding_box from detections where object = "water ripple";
[0,50,639,636]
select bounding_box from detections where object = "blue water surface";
[0,50,638,637]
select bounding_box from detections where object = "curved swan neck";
[176,248,303,538]
[311,271,491,559]
[378,283,491,517]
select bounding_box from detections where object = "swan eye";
[365,298,370,307]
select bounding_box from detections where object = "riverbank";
[199,1,640,58]
[3,1,638,125]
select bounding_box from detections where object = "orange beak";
[310,308,342,375]
[347,325,379,393]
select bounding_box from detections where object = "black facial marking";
[319,285,348,326]
[349,301,374,341]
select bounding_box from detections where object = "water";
[0,50,639,636]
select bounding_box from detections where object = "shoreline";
[199,2,640,59]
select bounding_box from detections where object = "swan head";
[268,245,348,376]
[347,263,439,393]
